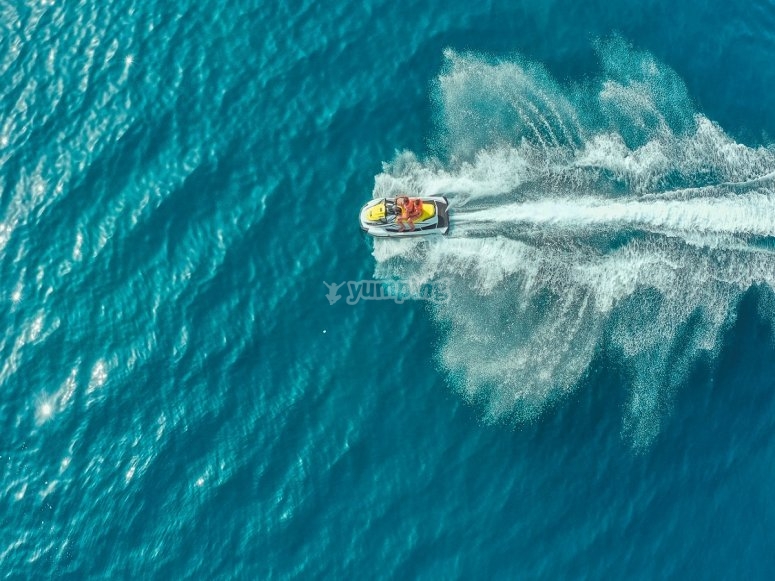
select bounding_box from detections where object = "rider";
[395,195,423,231]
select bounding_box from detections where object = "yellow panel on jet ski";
[367,201,386,221]
[416,202,436,223]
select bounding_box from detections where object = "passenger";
[395,196,423,231]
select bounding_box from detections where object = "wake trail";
[371,41,775,447]
[451,191,775,240]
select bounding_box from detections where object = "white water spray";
[372,40,775,446]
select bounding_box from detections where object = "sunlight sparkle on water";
[36,399,55,424]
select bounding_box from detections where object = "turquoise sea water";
[2,0,775,578]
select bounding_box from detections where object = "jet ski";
[359,196,450,237]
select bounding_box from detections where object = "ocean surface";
[2,0,775,578]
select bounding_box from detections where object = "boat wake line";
[450,179,775,250]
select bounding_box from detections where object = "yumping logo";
[323,279,450,305]
[323,281,346,305]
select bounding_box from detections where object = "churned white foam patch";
[456,193,775,240]
[373,42,775,447]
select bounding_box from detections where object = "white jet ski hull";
[359,196,450,237]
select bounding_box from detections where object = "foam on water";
[372,39,775,446]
